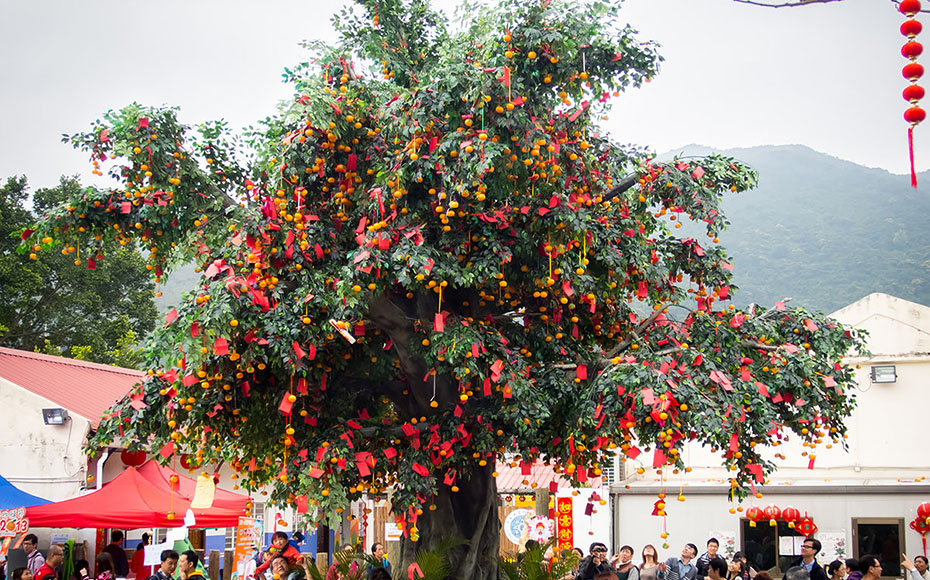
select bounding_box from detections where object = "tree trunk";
[398,462,500,580]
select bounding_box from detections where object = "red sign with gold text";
[556,497,574,551]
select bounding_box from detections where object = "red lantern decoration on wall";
[901,0,925,187]
[764,505,782,527]
[120,449,146,466]
[747,506,763,527]
[910,516,930,556]
[782,506,801,529]
[797,515,819,537]
[917,502,930,520]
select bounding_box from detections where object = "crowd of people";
[245,532,392,580]
[0,530,397,580]
[5,534,206,580]
[562,537,930,580]
[6,532,929,580]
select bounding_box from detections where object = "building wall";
[0,377,90,501]
[614,488,929,568]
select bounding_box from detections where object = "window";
[741,520,805,576]
[852,518,904,578]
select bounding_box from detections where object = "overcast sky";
[0,0,920,192]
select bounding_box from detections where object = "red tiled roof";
[0,347,143,426]
[496,461,603,491]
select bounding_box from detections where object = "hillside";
[154,145,930,316]
[665,144,930,313]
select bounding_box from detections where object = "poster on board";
[231,517,261,580]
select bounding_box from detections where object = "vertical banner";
[231,517,259,580]
[556,497,574,551]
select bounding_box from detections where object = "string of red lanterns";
[746,504,817,535]
[901,0,925,188]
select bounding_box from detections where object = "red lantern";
[763,505,782,521]
[120,449,146,466]
[180,453,201,470]
[783,506,801,528]
[764,505,781,526]
[910,516,930,556]
[904,85,926,103]
[747,506,763,527]
[911,516,930,534]
[906,106,927,124]
[904,62,925,81]
[917,502,930,519]
[904,41,925,59]
[902,0,925,187]
[797,516,818,537]
[900,0,923,17]
[903,19,924,39]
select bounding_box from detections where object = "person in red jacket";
[252,533,300,579]
[34,546,64,580]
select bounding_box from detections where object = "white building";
[612,293,930,577]
[0,346,144,501]
[0,347,144,564]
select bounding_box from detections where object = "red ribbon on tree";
[901,0,925,187]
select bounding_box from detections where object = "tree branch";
[605,308,664,359]
[601,174,639,203]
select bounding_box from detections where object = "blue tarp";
[0,474,50,509]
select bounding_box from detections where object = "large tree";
[27,0,866,577]
[2,175,156,365]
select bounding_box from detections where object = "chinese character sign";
[556,497,574,551]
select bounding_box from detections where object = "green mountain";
[666,144,930,314]
[153,145,930,316]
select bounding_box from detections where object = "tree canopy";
[25,0,866,576]
[2,176,156,366]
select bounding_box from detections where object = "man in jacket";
[659,543,699,580]
[367,543,392,578]
[576,543,616,580]
[146,550,178,580]
[791,538,827,580]
[102,532,130,578]
[696,539,727,580]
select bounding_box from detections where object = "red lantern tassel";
[910,126,919,188]
[923,533,927,557]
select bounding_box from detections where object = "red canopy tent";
[25,463,249,528]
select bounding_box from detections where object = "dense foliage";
[25,0,866,575]
[1,176,155,365]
